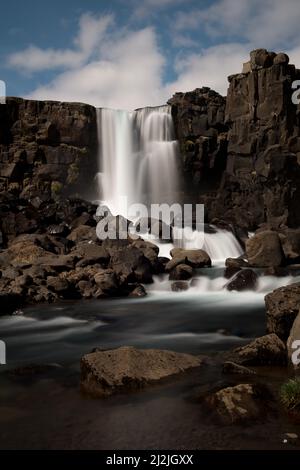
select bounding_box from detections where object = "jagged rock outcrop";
[0,97,98,200]
[169,49,300,230]
[168,88,228,189]
[212,50,300,229]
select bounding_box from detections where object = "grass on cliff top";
[280,377,300,411]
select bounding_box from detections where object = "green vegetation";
[280,377,300,411]
[51,181,63,195]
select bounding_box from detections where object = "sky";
[1,0,300,110]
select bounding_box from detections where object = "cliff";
[169,49,300,229]
[0,98,97,200]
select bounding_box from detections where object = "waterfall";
[96,105,179,214]
[96,105,243,266]
[179,227,243,265]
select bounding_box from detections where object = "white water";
[96,105,179,214]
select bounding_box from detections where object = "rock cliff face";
[0,98,98,200]
[168,87,228,191]
[170,49,300,229]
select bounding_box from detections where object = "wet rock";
[153,256,170,274]
[171,281,189,292]
[246,231,285,267]
[206,383,271,423]
[225,257,248,268]
[166,248,211,271]
[109,245,153,284]
[224,266,241,279]
[129,284,147,298]
[222,361,256,375]
[169,264,193,280]
[94,269,119,297]
[224,269,258,291]
[80,346,203,397]
[131,239,159,266]
[265,283,300,340]
[226,333,286,366]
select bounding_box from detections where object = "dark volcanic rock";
[166,248,211,271]
[0,98,98,199]
[206,383,271,423]
[169,263,193,280]
[80,346,203,397]
[207,51,300,229]
[168,87,228,190]
[226,333,286,366]
[224,268,258,291]
[265,282,300,340]
[246,231,285,267]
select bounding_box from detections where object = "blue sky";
[1,0,300,109]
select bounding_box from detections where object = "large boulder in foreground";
[226,333,286,366]
[166,248,211,271]
[265,282,300,340]
[80,346,203,398]
[246,230,285,267]
[206,383,271,423]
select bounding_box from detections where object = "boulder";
[72,242,110,267]
[94,269,119,296]
[224,269,258,291]
[273,53,289,65]
[206,383,271,423]
[226,334,286,366]
[171,281,189,292]
[246,231,285,267]
[131,239,159,266]
[166,248,211,271]
[80,346,203,397]
[279,229,300,263]
[265,283,300,340]
[109,245,153,284]
[225,257,248,268]
[169,264,193,280]
[250,49,275,69]
[287,312,300,369]
[128,284,147,298]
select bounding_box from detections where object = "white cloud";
[26,27,166,110]
[7,5,300,110]
[175,0,300,50]
[165,43,249,97]
[7,13,113,72]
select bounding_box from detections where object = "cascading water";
[96,104,243,266]
[96,105,179,214]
